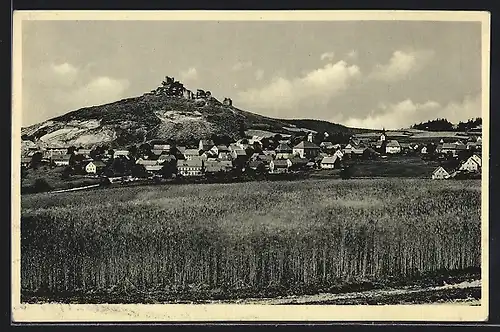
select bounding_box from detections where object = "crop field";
[20,178,481,303]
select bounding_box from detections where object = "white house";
[432,166,450,180]
[53,154,71,166]
[470,154,482,167]
[292,141,321,159]
[385,140,401,154]
[85,161,97,174]
[269,159,292,173]
[421,146,428,154]
[459,156,481,172]
[113,150,130,159]
[320,155,339,169]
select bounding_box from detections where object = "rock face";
[21,91,358,148]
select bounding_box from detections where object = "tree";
[61,166,72,179]
[31,152,43,170]
[21,166,28,180]
[32,178,52,193]
[67,146,77,155]
[131,164,148,178]
[128,145,139,159]
[161,159,177,179]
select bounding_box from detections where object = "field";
[20,178,481,304]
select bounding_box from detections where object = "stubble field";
[20,178,482,303]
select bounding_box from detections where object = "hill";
[21,83,365,148]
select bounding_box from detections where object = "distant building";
[21,157,31,168]
[385,140,401,154]
[269,159,292,174]
[113,150,130,159]
[184,149,202,160]
[275,143,293,159]
[199,139,215,152]
[52,154,71,166]
[204,160,233,173]
[223,98,233,106]
[136,158,159,166]
[157,154,176,164]
[432,166,451,180]
[152,144,171,152]
[459,156,481,172]
[177,159,204,177]
[307,132,314,143]
[320,155,339,169]
[144,165,164,174]
[292,141,321,159]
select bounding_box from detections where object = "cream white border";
[11,10,490,323]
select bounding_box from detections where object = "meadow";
[20,178,481,303]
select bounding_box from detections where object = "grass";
[21,166,101,194]
[20,178,481,303]
[345,155,441,178]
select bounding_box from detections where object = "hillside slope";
[21,92,364,148]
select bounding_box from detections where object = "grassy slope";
[21,178,481,303]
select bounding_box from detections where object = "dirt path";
[218,280,481,305]
[49,184,100,194]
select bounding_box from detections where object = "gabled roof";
[217,145,229,152]
[199,139,215,146]
[233,149,247,156]
[442,143,456,149]
[177,159,203,167]
[145,165,163,172]
[293,141,320,149]
[275,143,292,152]
[53,154,72,161]
[320,141,334,147]
[386,140,400,147]
[158,154,176,161]
[433,166,450,175]
[153,144,170,150]
[137,159,159,166]
[258,154,273,162]
[92,160,106,168]
[184,149,200,155]
[289,157,308,165]
[321,156,338,164]
[176,146,186,154]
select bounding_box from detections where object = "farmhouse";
[385,140,401,154]
[275,143,293,159]
[269,159,292,174]
[459,155,481,172]
[52,154,71,166]
[432,166,451,180]
[177,159,204,177]
[289,157,309,171]
[320,141,334,150]
[292,141,321,159]
[75,148,92,157]
[152,144,171,152]
[320,155,339,169]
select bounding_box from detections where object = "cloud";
[343,94,481,129]
[347,50,358,59]
[51,62,78,76]
[320,51,335,61]
[232,61,253,71]
[255,69,264,81]
[237,60,361,114]
[369,50,434,82]
[179,67,198,84]
[56,76,130,110]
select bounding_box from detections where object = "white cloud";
[232,61,253,71]
[179,67,198,84]
[51,62,79,76]
[56,76,130,109]
[320,51,335,61]
[370,50,434,82]
[255,69,265,81]
[347,50,358,59]
[343,94,481,129]
[237,60,361,112]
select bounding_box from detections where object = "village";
[20,124,483,193]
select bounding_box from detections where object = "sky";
[21,20,482,129]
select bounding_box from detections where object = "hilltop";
[21,77,370,148]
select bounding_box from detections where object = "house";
[343,143,353,154]
[248,160,265,171]
[177,159,204,177]
[351,146,367,156]
[262,150,276,158]
[432,166,451,180]
[223,97,233,106]
[289,157,309,171]
[470,154,482,167]
[151,149,164,156]
[275,143,293,159]
[144,165,164,174]
[184,149,201,160]
[84,161,106,174]
[399,142,412,152]
[333,149,344,160]
[217,145,232,160]
[75,148,92,157]
[292,141,321,159]
[320,141,334,150]
[113,150,130,159]
[307,132,314,143]
[269,159,292,173]
[136,158,159,166]
[152,144,171,152]
[258,154,274,163]
[157,154,176,164]
[204,160,233,173]
[320,155,339,169]
[21,157,31,168]
[53,154,71,166]
[199,139,215,152]
[421,146,428,154]
[176,146,186,155]
[385,140,401,154]
[231,148,247,160]
[459,155,481,172]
